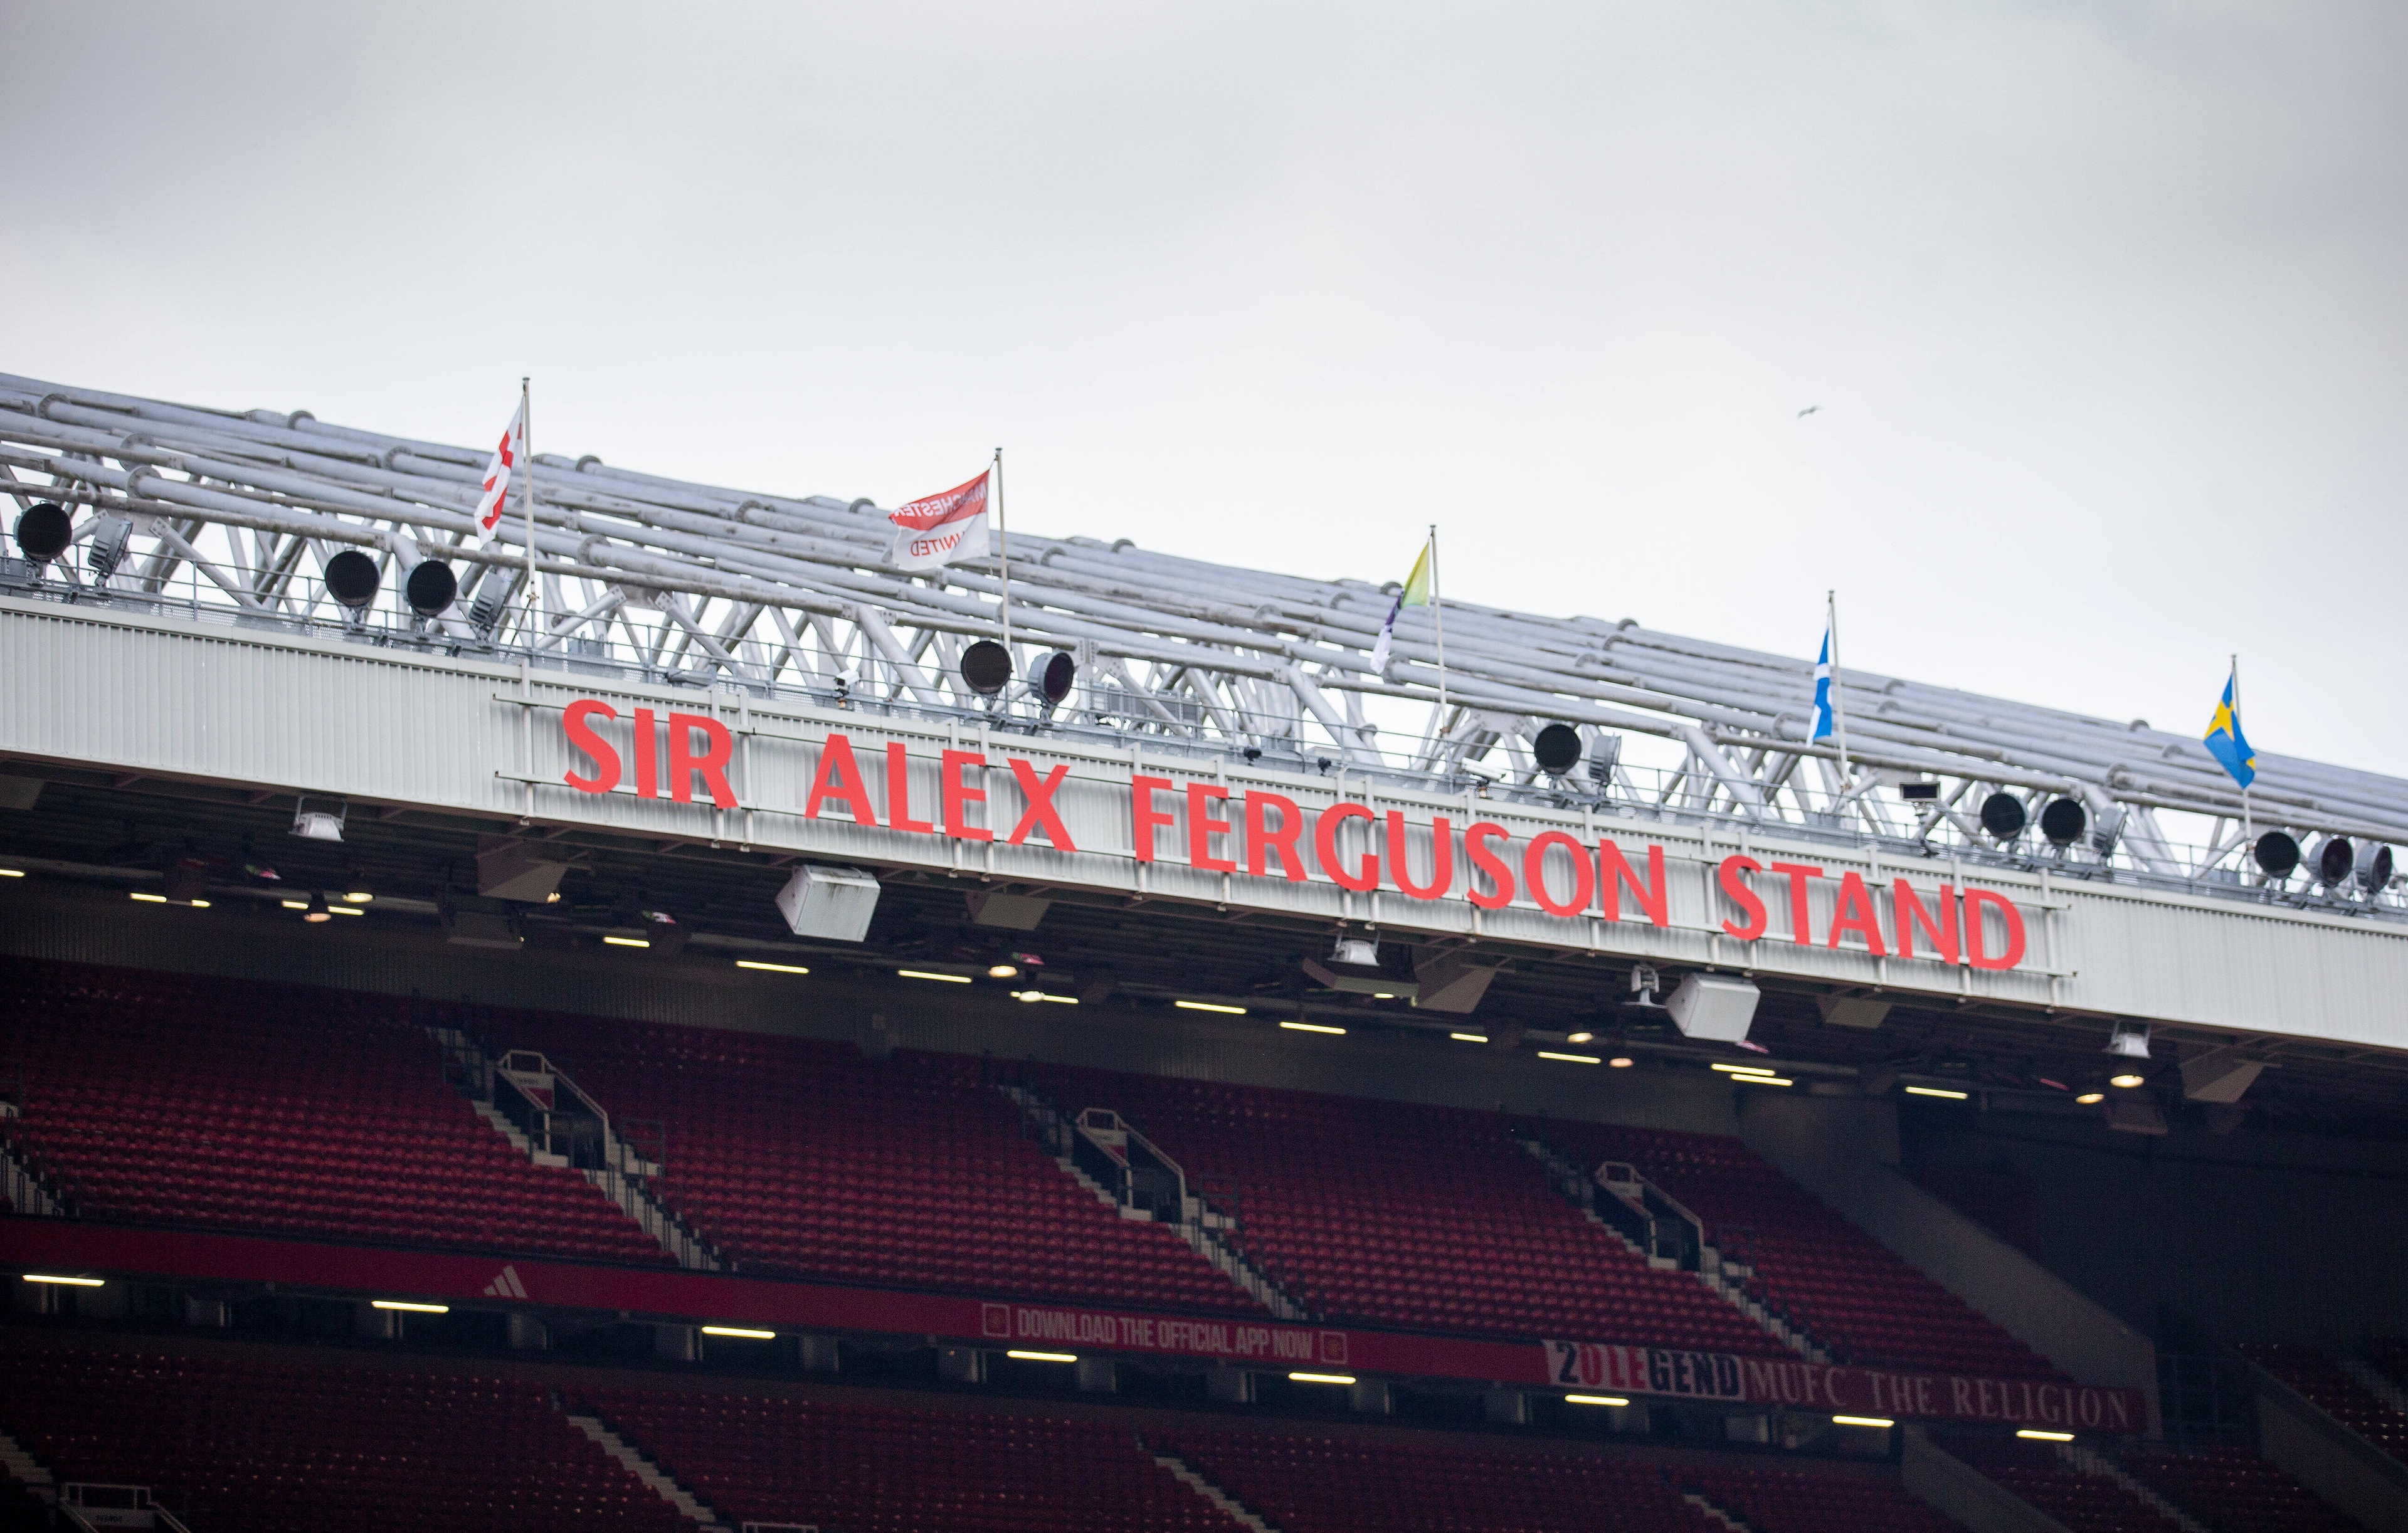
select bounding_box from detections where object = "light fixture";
[736,960,810,975]
[1536,1051,1600,1064]
[290,798,347,843]
[13,502,73,564]
[2075,1092,2105,1105]
[130,892,167,904]
[1980,792,2029,840]
[0,868,23,878]
[959,640,1014,697]
[2110,1073,2146,1089]
[405,559,458,616]
[1667,973,1760,1044]
[2106,1023,2152,1060]
[1371,991,1395,1000]
[1733,1075,1793,1087]
[1608,1056,1635,1068]
[1711,1063,1775,1077]
[282,899,309,911]
[1289,1372,1356,1386]
[1450,1032,1489,1043]
[1904,1086,1969,1100]
[2254,831,2301,878]
[1035,650,1079,709]
[370,1299,449,1314]
[1181,999,1249,1015]
[1531,722,1584,777]
[20,1273,103,1287]
[342,874,373,903]
[324,549,383,611]
[1279,1019,1344,1035]
[1832,1414,1894,1429]
[1566,1031,1595,1044]
[774,864,882,942]
[988,963,1020,979]
[2017,1429,2075,1442]
[603,935,651,949]
[329,904,361,916]
[700,1325,776,1340]
[1565,1394,1629,1407]
[304,894,332,924]
[1013,991,1077,1004]
[899,969,973,983]
[1006,1349,1077,1363]
[2039,798,2088,848]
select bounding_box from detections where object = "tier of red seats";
[1161,1427,1734,1533]
[1534,1120,2065,1380]
[0,1351,687,1533]
[574,1388,1228,1533]
[1943,1436,2187,1533]
[2123,1446,2370,1533]
[0,961,668,1265]
[2239,1344,2408,1462]
[1687,1463,1967,1533]
[1043,1063,1783,1351]
[476,1009,1259,1315]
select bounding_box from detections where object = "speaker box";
[775,864,881,941]
[1667,974,1761,1043]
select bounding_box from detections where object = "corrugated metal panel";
[6,598,2405,1048]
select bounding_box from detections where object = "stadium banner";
[0,1220,2143,1428]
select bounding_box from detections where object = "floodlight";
[2109,1073,2146,1089]
[13,502,71,564]
[2355,841,2394,894]
[1331,936,1378,966]
[1978,792,2027,840]
[85,515,132,577]
[2106,1023,2151,1059]
[323,549,382,610]
[1036,650,1077,707]
[959,640,1013,696]
[290,798,347,843]
[2253,831,2300,878]
[2310,835,2353,887]
[405,561,458,617]
[2039,798,2087,848]
[304,893,332,924]
[1531,723,1583,777]
[2088,805,2126,859]
[1898,780,1940,803]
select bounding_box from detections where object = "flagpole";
[1428,525,1447,727]
[2234,653,2251,863]
[993,447,1011,670]
[1827,589,1852,806]
[521,377,537,648]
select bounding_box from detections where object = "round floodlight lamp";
[2253,831,2301,878]
[2311,835,2354,888]
[304,893,332,924]
[959,640,1013,697]
[404,561,458,618]
[1037,650,1077,705]
[1978,792,2027,840]
[13,503,73,565]
[1531,723,1583,777]
[324,549,382,610]
[2357,841,2394,894]
[2039,798,2088,848]
[2108,1072,2145,1089]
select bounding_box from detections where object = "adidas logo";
[482,1265,529,1300]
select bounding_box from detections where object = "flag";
[2203,666,2256,789]
[887,471,991,571]
[1811,628,1837,741]
[472,399,526,543]
[1368,540,1435,673]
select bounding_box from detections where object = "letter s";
[563,700,621,794]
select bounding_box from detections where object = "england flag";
[472,399,527,543]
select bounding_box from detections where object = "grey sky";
[6,3,2402,773]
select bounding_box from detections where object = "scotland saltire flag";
[1811,628,1837,741]
[2203,666,2256,789]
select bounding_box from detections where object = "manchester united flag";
[887,471,991,571]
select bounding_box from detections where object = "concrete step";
[0,1427,56,1489]
[2341,1359,2408,1417]
[1153,1450,1279,1532]
[1684,1490,1753,1532]
[566,1414,729,1529]
[2058,1443,2209,1533]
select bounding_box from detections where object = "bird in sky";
[1797,405,1821,417]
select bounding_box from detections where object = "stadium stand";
[2365,1337,2408,1394]
[1158,1426,1728,1533]
[2122,1446,2371,1533]
[1686,1463,1968,1533]
[2240,1343,2408,1460]
[0,1349,687,1532]
[473,1010,1262,1314]
[1943,1436,2188,1533]
[574,1387,1229,1532]
[1531,1120,2066,1380]
[0,961,670,1266]
[1044,1065,1783,1350]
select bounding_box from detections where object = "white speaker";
[1667,974,1760,1043]
[775,864,882,942]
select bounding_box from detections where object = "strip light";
[0,868,25,877]
[1733,1076,1793,1087]
[1006,1349,1079,1363]
[1449,1032,1489,1043]
[1178,999,1248,1015]
[1536,1051,1600,1064]
[1832,1414,1894,1428]
[370,1299,450,1314]
[1013,991,1078,1004]
[1289,1371,1356,1386]
[737,959,810,975]
[20,1273,103,1287]
[2017,1429,2076,1442]
[1904,1086,1969,1100]
[701,1325,776,1340]
[1565,1394,1629,1407]
[1711,1063,1776,1077]
[898,969,972,984]
[1279,1020,1344,1035]
[603,935,650,949]
[130,892,167,903]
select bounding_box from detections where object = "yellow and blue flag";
[2202,666,2256,789]
[1367,539,1434,673]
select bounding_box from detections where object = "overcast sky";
[6,3,2402,775]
